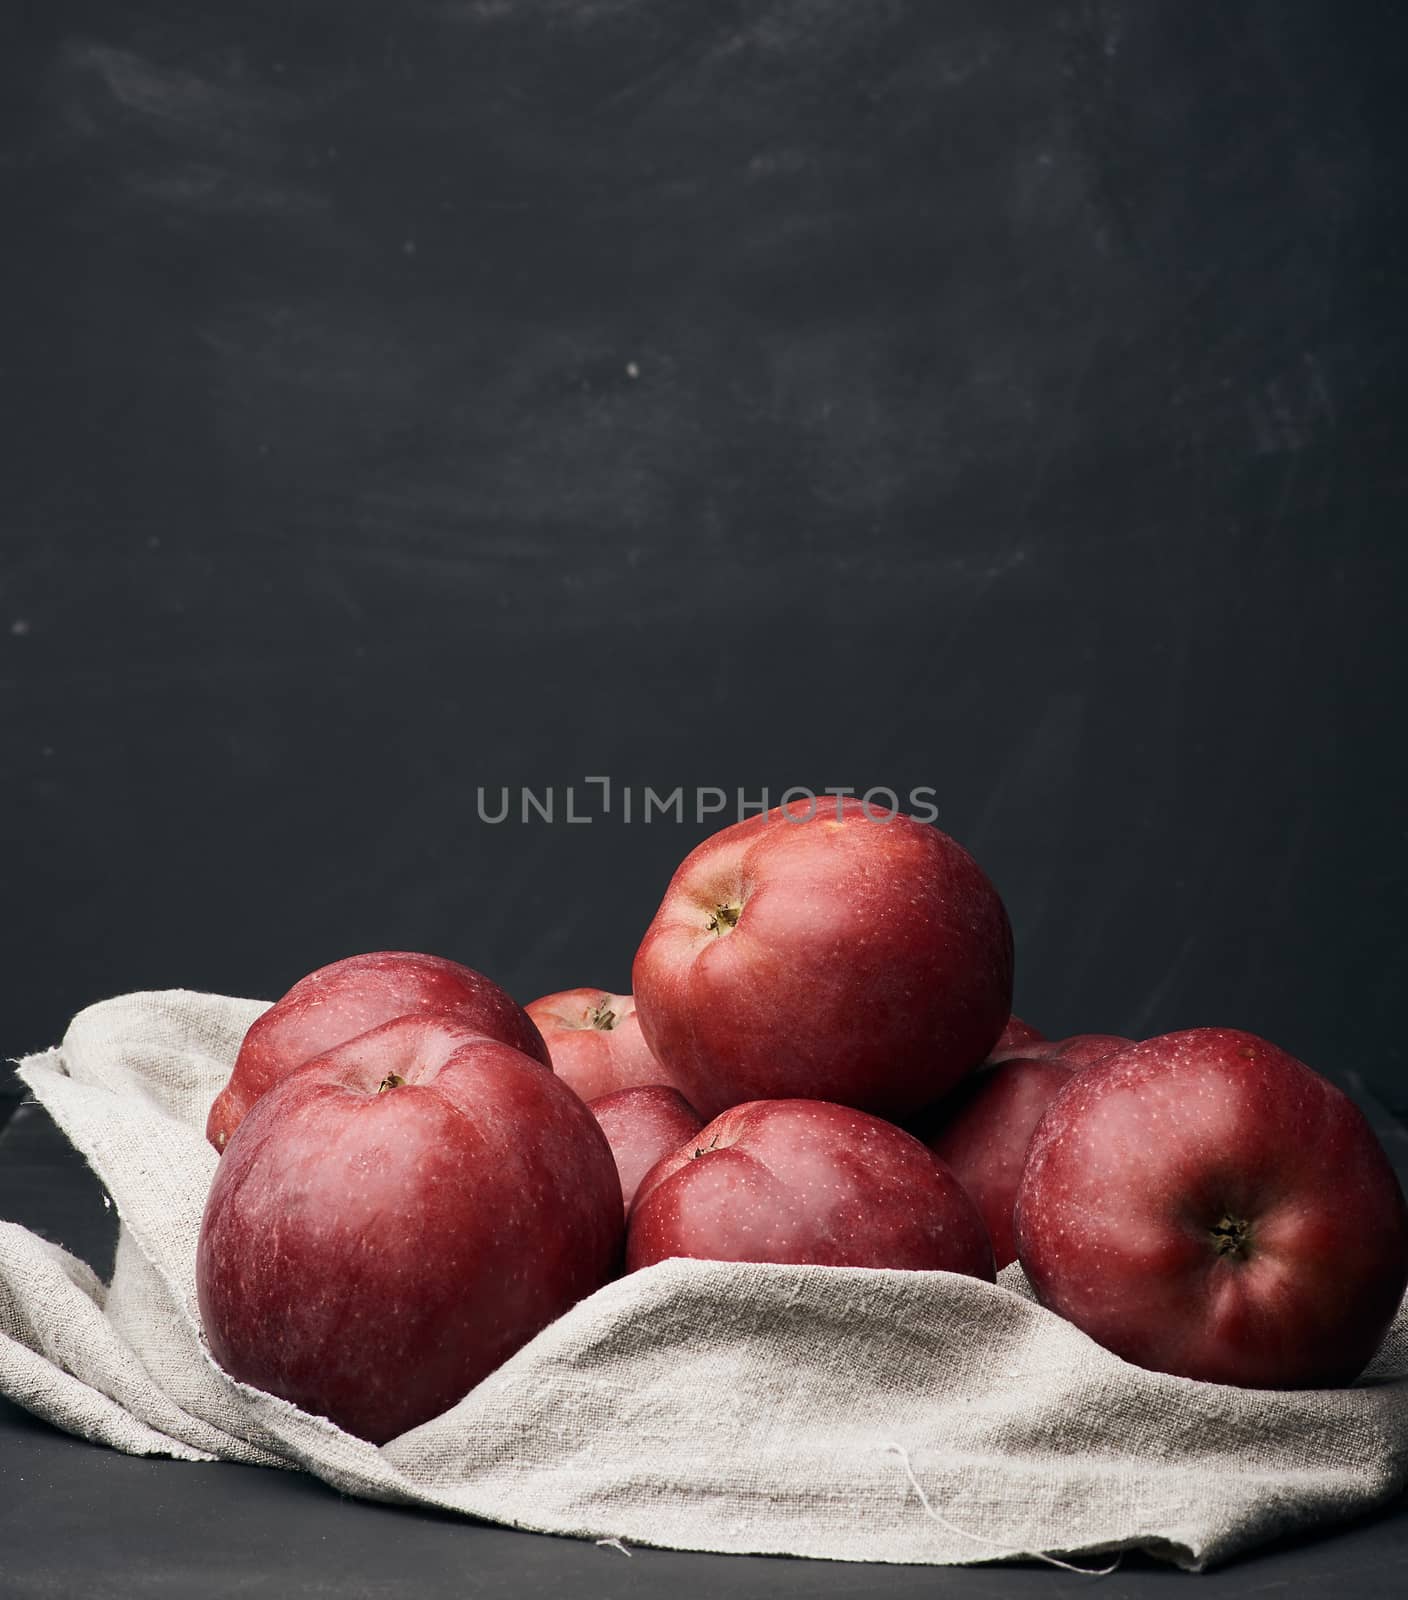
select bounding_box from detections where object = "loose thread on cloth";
[883,1443,1122,1577]
[595,1537,633,1557]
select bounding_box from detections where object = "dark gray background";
[4,1,1406,1112]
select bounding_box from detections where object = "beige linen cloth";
[2,990,1405,1570]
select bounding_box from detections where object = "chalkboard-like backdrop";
[3,4,1405,1110]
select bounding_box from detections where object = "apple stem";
[377,1073,407,1093]
[707,903,742,936]
[1209,1214,1252,1258]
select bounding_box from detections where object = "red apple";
[925,1056,1078,1269]
[632,799,1013,1120]
[526,989,674,1101]
[627,1098,996,1277]
[588,1085,705,1213]
[986,1015,1046,1061]
[197,1014,622,1444]
[207,951,548,1152]
[1014,1028,1408,1387]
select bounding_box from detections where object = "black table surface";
[3,1094,1407,1600]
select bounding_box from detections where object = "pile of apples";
[197,799,1408,1445]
